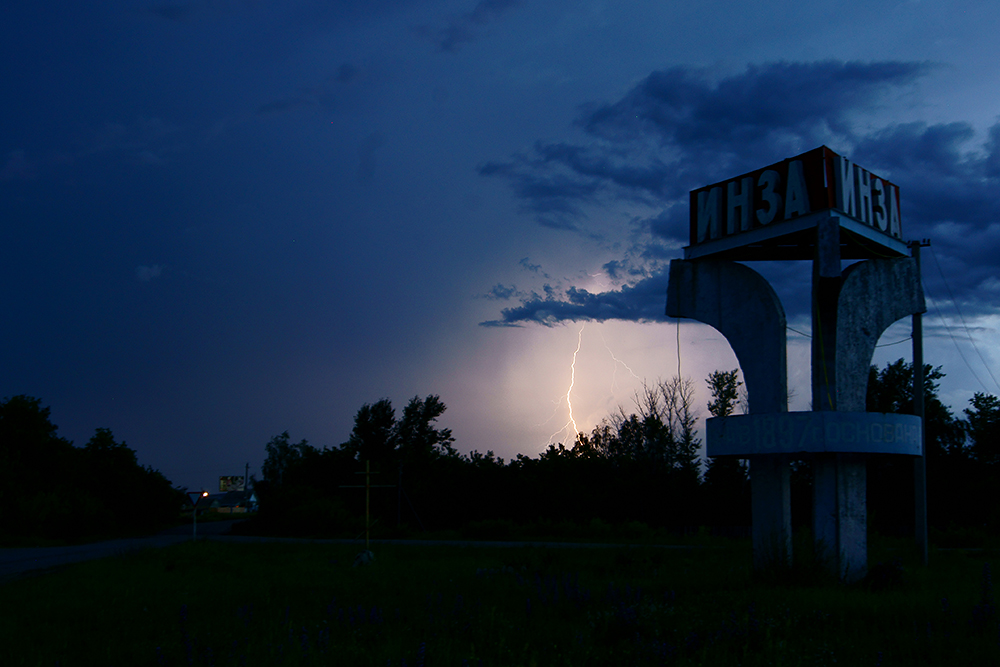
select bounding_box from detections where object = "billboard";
[219,476,245,492]
[689,146,901,248]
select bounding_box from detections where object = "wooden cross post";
[340,460,395,551]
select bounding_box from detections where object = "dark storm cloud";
[483,59,1000,325]
[478,156,600,218]
[603,259,648,281]
[483,61,933,219]
[518,258,543,273]
[482,275,667,327]
[580,61,930,150]
[481,284,522,300]
[851,119,1000,316]
[417,0,522,53]
[854,120,1000,228]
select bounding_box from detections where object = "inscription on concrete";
[707,412,922,457]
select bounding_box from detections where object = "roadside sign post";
[186,491,209,540]
[341,460,395,552]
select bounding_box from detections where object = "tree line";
[0,395,183,543]
[248,360,1000,541]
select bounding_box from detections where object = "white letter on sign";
[887,183,901,237]
[697,186,722,242]
[756,170,782,225]
[783,160,810,218]
[834,155,856,218]
[871,177,887,231]
[727,176,753,234]
[857,168,872,225]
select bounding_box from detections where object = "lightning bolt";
[540,324,645,448]
[546,324,584,446]
[600,329,642,391]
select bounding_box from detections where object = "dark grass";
[1,538,998,666]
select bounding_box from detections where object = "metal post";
[910,239,930,565]
[340,462,394,553]
[365,460,371,551]
[188,491,208,540]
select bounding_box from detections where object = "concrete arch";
[666,259,788,414]
[666,258,791,568]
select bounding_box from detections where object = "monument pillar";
[811,217,925,579]
[669,146,925,582]
[667,259,792,568]
[810,215,869,581]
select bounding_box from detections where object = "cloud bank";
[482,60,1000,326]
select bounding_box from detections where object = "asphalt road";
[0,521,703,581]
[0,519,242,581]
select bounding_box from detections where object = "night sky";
[4,1,999,492]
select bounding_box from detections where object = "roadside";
[0,519,244,581]
[0,519,711,581]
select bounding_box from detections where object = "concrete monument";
[666,146,925,581]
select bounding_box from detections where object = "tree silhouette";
[0,396,181,541]
[865,359,970,534]
[345,399,397,467]
[261,431,313,487]
[702,370,750,527]
[964,392,1000,466]
[396,394,456,464]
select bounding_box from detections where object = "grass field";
[0,538,997,666]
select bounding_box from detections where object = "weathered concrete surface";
[810,249,924,582]
[706,412,922,456]
[812,216,842,412]
[813,454,867,582]
[836,258,925,411]
[667,259,787,415]
[749,456,792,570]
[666,259,791,569]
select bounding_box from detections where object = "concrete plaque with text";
[706,412,922,457]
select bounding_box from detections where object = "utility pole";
[187,490,209,540]
[910,238,931,566]
[341,461,395,551]
[244,462,250,510]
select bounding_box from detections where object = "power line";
[786,325,810,338]
[876,335,913,348]
[923,279,986,390]
[784,325,909,346]
[927,246,1000,394]
[675,317,682,378]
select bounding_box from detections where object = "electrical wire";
[843,227,901,259]
[926,246,1000,394]
[844,229,998,392]
[675,316,682,378]
[814,306,835,410]
[788,321,909,348]
[921,275,989,392]
[786,325,811,338]
[875,335,913,348]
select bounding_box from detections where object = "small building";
[206,489,257,514]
